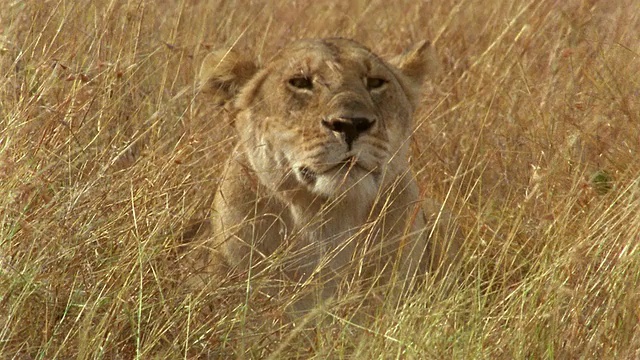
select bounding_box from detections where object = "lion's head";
[200,38,435,202]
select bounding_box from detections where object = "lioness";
[199,38,459,315]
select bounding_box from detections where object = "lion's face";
[201,38,431,200]
[235,39,425,200]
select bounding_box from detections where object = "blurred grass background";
[1,0,639,358]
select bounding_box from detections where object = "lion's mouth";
[294,156,373,186]
[296,166,318,185]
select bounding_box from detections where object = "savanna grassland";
[1,0,639,358]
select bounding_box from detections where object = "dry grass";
[1,0,639,358]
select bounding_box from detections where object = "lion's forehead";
[282,38,374,59]
[273,39,386,78]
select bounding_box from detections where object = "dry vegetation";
[1,0,639,358]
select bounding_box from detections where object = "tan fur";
[199,38,460,314]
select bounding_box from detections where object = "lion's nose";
[321,117,375,148]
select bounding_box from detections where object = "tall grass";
[1,0,638,358]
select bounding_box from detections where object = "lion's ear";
[388,40,441,107]
[389,40,440,84]
[198,49,258,106]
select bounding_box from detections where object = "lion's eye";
[366,77,387,90]
[288,76,313,90]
